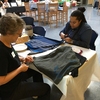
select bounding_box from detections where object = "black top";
[0,41,23,98]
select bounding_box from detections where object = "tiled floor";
[24,5,100,100]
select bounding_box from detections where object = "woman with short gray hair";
[0,13,50,100]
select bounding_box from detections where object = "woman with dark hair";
[59,10,92,48]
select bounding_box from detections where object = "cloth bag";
[33,46,85,84]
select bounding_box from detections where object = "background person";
[59,9,92,48]
[0,13,50,100]
[0,0,3,17]
[2,0,10,9]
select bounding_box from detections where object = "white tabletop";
[16,43,100,100]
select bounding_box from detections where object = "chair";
[21,16,46,36]
[37,2,46,25]
[48,2,59,27]
[33,26,46,36]
[21,16,35,26]
[24,2,37,20]
[59,2,68,25]
[89,30,98,50]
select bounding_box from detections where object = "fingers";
[65,37,73,43]
[25,56,34,63]
[19,63,29,72]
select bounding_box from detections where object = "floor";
[24,5,100,100]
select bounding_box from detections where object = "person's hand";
[19,63,29,72]
[19,56,25,63]
[64,37,73,44]
[19,56,33,63]
[24,56,34,63]
[60,32,66,40]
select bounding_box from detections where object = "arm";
[0,1,3,7]
[7,2,10,7]
[59,22,70,40]
[0,63,29,85]
[70,22,92,48]
[73,29,92,48]
[19,55,34,63]
[0,49,32,86]
[2,2,10,9]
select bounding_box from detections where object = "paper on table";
[72,46,83,54]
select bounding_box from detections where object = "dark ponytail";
[77,7,86,13]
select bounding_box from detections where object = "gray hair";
[0,13,25,35]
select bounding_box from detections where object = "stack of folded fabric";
[25,35,63,53]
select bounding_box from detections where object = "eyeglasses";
[16,32,22,37]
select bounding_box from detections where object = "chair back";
[37,2,45,13]
[21,16,46,36]
[48,2,59,27]
[90,30,98,50]
[24,2,30,12]
[48,2,58,12]
[21,16,35,26]
[63,2,68,12]
[37,2,46,25]
[33,26,46,36]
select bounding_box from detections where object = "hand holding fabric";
[24,56,34,63]
[60,32,66,40]
[19,56,34,63]
[64,37,73,44]
[19,63,29,72]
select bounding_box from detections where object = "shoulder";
[66,21,70,26]
[81,23,92,29]
[78,23,92,36]
[65,22,71,29]
[0,41,5,51]
[0,41,9,53]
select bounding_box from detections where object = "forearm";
[73,30,92,48]
[73,40,89,48]
[0,67,21,85]
[59,23,69,36]
[0,56,32,85]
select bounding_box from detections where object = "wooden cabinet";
[88,0,94,5]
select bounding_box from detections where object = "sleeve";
[73,24,92,48]
[0,49,8,76]
[59,22,70,36]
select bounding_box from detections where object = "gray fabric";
[34,46,81,84]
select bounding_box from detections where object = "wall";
[80,0,94,5]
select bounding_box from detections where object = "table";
[29,1,49,11]
[29,1,60,11]
[59,44,100,100]
[6,6,26,13]
[17,43,100,100]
